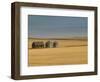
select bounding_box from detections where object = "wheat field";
[28,38,88,66]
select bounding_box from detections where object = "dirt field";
[28,38,88,66]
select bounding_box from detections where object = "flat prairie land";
[28,38,88,66]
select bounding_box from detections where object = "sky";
[28,15,88,38]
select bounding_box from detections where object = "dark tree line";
[32,41,58,48]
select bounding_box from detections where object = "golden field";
[28,38,88,66]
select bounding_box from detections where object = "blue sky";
[28,15,87,38]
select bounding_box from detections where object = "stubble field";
[28,38,87,66]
